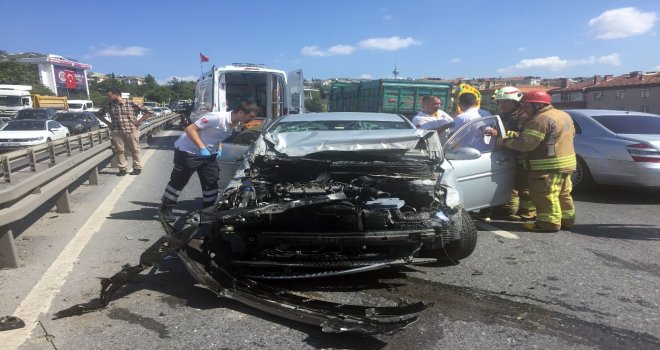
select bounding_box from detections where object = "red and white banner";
[64,70,77,89]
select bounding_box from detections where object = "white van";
[191,63,305,123]
[68,99,97,112]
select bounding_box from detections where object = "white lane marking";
[476,222,520,239]
[0,149,156,349]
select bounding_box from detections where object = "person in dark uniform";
[159,101,259,222]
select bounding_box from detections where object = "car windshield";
[592,115,660,134]
[0,96,22,106]
[55,113,85,121]
[16,110,49,119]
[270,120,412,133]
[2,120,46,131]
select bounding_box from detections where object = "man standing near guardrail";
[96,88,152,176]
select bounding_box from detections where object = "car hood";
[0,130,48,137]
[617,134,660,149]
[262,129,442,159]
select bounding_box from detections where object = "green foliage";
[305,91,327,112]
[0,60,196,106]
[0,60,55,95]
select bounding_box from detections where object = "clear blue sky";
[1,0,658,83]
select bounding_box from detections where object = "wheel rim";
[572,161,583,187]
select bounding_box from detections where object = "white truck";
[191,63,305,125]
[0,85,33,122]
[68,99,98,112]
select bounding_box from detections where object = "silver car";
[566,109,660,191]
[170,112,515,278]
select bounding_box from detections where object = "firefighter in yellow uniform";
[483,87,536,221]
[494,91,576,232]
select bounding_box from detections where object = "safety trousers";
[162,149,219,208]
[492,165,536,218]
[528,172,575,230]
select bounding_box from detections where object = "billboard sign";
[54,65,86,94]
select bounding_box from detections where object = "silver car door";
[444,115,515,211]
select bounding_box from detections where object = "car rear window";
[271,120,412,133]
[16,110,48,119]
[56,113,84,121]
[592,115,660,134]
[3,120,46,130]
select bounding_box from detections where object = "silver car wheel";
[572,162,584,188]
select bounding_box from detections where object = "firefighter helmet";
[492,87,523,102]
[521,90,551,104]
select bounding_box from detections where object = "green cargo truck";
[329,79,453,118]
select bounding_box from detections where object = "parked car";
[13,108,57,120]
[150,107,164,118]
[566,109,660,191]
[162,112,515,278]
[0,119,70,150]
[54,111,101,134]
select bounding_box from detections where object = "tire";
[425,208,478,263]
[571,156,594,192]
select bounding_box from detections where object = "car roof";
[19,108,54,112]
[7,119,48,123]
[277,112,408,122]
[565,109,660,118]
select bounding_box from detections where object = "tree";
[305,90,326,112]
[0,60,55,95]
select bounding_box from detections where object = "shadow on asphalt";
[53,256,390,349]
[573,185,660,205]
[569,223,660,241]
[104,199,202,222]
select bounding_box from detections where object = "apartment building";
[585,71,660,114]
[548,76,602,109]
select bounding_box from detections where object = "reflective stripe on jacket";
[499,105,576,173]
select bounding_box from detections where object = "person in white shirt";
[450,92,492,134]
[159,101,260,222]
[411,95,454,144]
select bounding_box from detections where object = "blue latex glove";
[199,147,212,158]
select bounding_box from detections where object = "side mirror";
[445,147,481,160]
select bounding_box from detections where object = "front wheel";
[423,209,478,263]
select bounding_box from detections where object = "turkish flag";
[200,52,209,63]
[64,70,77,89]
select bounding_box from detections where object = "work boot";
[489,213,522,221]
[522,222,559,233]
[561,220,574,231]
[159,203,176,223]
[130,169,142,175]
[117,169,127,176]
[517,211,537,221]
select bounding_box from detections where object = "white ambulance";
[191,63,305,125]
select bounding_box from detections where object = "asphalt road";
[0,128,658,350]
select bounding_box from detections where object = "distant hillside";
[0,50,79,62]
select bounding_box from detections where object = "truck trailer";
[329,79,454,118]
[32,94,68,110]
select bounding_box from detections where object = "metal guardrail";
[0,113,180,268]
